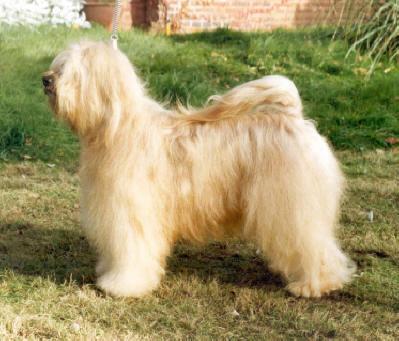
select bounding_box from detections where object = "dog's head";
[43,41,144,137]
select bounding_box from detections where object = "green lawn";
[0,25,398,339]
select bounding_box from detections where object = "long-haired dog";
[43,41,355,298]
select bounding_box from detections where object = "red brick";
[126,0,366,33]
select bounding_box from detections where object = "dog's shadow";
[2,221,396,310]
[0,221,281,289]
[0,221,96,285]
[169,242,282,288]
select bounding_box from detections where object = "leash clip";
[111,34,118,50]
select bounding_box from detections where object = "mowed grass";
[0,25,398,339]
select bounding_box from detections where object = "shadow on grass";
[0,221,96,285]
[171,28,252,51]
[169,242,283,289]
[1,221,396,310]
[0,221,281,290]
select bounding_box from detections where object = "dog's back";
[175,75,303,126]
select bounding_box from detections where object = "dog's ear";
[53,42,112,135]
[78,42,142,144]
[53,46,89,134]
[52,41,145,140]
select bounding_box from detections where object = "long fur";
[45,41,355,298]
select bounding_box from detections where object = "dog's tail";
[177,75,303,124]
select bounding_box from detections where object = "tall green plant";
[336,0,399,76]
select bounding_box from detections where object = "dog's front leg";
[96,222,167,297]
[84,208,168,297]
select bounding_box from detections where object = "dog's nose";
[42,75,53,87]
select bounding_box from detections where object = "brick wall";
[129,0,352,33]
[130,0,146,26]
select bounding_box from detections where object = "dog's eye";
[42,75,53,87]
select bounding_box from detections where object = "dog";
[43,41,355,298]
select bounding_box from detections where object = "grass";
[0,25,398,339]
[0,151,398,339]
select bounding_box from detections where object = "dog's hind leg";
[254,196,354,298]
[283,232,354,298]
[248,136,354,297]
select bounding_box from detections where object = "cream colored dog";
[43,41,354,298]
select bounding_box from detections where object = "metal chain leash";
[111,0,122,49]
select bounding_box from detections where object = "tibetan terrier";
[43,41,354,298]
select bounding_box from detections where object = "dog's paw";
[286,281,321,298]
[97,269,160,298]
[287,279,343,298]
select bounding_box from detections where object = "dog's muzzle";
[42,72,55,95]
